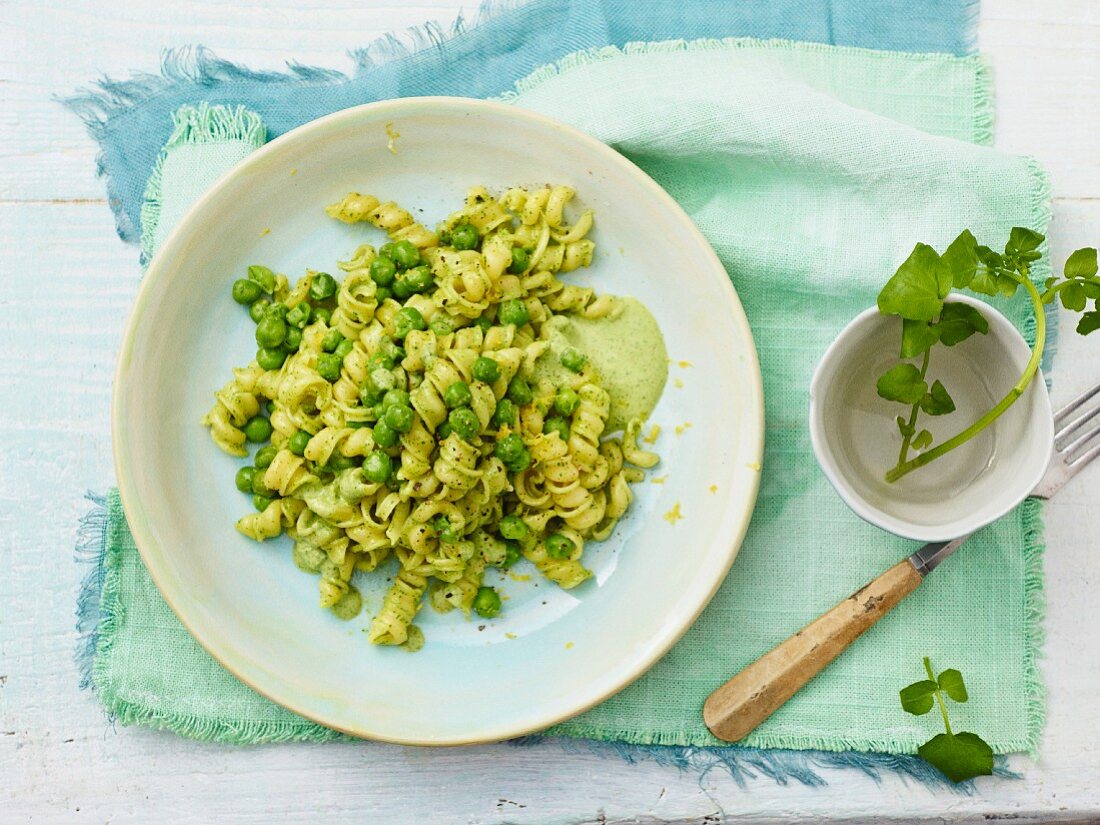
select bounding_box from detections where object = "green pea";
[490,398,517,428]
[286,303,311,329]
[382,389,411,409]
[497,433,525,466]
[254,445,278,469]
[495,434,530,472]
[472,356,501,384]
[508,247,530,274]
[371,402,386,420]
[450,223,479,251]
[256,346,287,371]
[499,514,528,540]
[391,240,421,269]
[543,417,570,441]
[253,493,275,512]
[255,316,287,349]
[382,340,406,362]
[232,278,263,305]
[545,532,575,560]
[248,265,276,294]
[249,299,270,323]
[561,347,587,373]
[437,229,453,246]
[251,468,271,495]
[309,272,338,301]
[436,421,453,440]
[472,586,502,618]
[369,256,397,287]
[434,517,461,544]
[501,541,521,569]
[378,242,395,260]
[288,431,310,456]
[554,387,580,416]
[499,299,530,327]
[243,416,273,443]
[235,466,256,493]
[429,316,455,336]
[372,419,399,448]
[391,276,412,300]
[404,265,434,294]
[322,329,344,353]
[328,454,355,471]
[506,377,533,406]
[383,404,415,434]
[443,381,472,409]
[284,327,303,351]
[366,352,395,373]
[313,306,333,326]
[317,353,342,382]
[334,338,354,360]
[264,302,289,321]
[448,408,481,440]
[375,286,392,302]
[360,381,385,406]
[393,307,427,340]
[362,451,393,483]
[473,316,493,334]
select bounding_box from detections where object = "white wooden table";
[2,2,1098,821]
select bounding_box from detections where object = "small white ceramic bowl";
[114,97,765,744]
[809,294,1052,542]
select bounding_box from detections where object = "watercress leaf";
[896,416,915,438]
[899,680,938,715]
[1083,282,1100,300]
[877,364,928,405]
[968,268,998,296]
[1077,311,1100,336]
[937,668,968,702]
[942,229,978,288]
[918,732,994,783]
[937,302,989,346]
[1064,247,1098,279]
[1061,282,1088,312]
[1006,226,1044,254]
[920,380,956,416]
[901,319,940,358]
[996,274,1020,297]
[975,245,1003,270]
[878,243,950,321]
[1018,249,1042,263]
[911,429,933,450]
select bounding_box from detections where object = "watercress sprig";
[876,228,1100,482]
[900,658,993,783]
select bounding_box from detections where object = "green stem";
[887,270,1045,483]
[924,657,953,736]
[896,348,932,466]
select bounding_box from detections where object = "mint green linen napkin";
[86,39,1046,753]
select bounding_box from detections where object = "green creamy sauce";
[532,296,668,432]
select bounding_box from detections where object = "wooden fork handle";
[703,559,925,742]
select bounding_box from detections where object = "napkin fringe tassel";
[514,736,1019,792]
[60,0,532,245]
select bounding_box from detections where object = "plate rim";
[112,96,766,745]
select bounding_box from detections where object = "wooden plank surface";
[1,1,1098,822]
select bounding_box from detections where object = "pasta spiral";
[209,183,662,650]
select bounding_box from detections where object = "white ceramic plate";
[114,97,764,744]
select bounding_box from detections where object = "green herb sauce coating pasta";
[204,185,658,648]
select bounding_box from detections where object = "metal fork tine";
[1064,420,1100,462]
[1055,397,1100,447]
[1069,438,1100,470]
[1053,381,1100,427]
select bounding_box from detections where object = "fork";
[703,379,1100,743]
